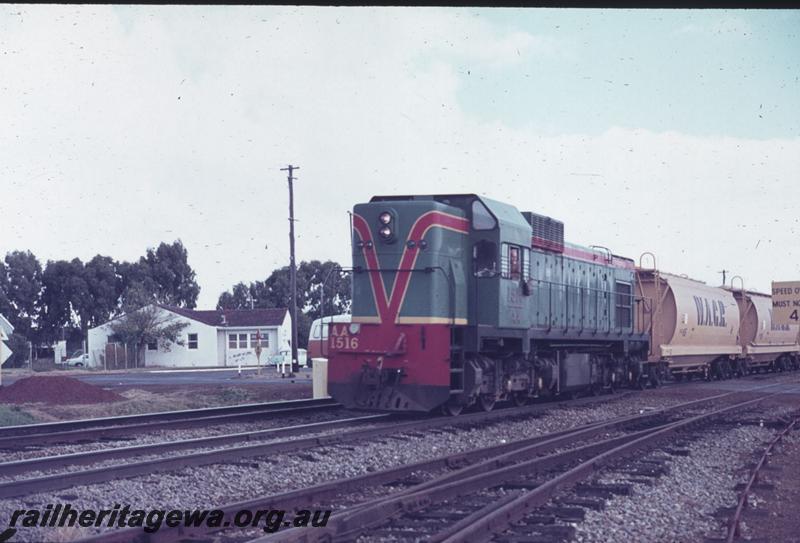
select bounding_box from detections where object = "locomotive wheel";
[441,401,464,417]
[511,392,528,407]
[478,394,496,412]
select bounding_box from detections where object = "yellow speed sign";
[772,281,800,326]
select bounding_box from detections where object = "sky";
[1,6,799,309]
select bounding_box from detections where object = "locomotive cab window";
[471,200,497,230]
[501,243,523,280]
[474,240,498,277]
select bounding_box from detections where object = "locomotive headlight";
[379,225,392,239]
[379,212,392,225]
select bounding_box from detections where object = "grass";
[0,404,38,427]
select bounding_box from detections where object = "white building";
[87,305,291,369]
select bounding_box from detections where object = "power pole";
[719,269,728,286]
[281,164,300,375]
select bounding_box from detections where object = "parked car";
[60,349,89,368]
[276,348,308,368]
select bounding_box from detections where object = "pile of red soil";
[0,376,124,405]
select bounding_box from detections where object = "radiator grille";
[522,211,564,253]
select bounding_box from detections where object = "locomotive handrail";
[730,275,745,292]
[590,245,613,263]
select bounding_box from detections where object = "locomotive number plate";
[329,323,360,350]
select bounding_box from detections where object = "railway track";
[0,391,638,500]
[258,382,791,543]
[68,380,793,543]
[0,397,339,449]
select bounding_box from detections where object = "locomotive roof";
[369,194,640,263]
[369,193,531,246]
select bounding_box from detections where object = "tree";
[140,240,200,308]
[39,258,88,341]
[82,255,123,328]
[0,260,13,319]
[108,305,190,367]
[2,251,43,339]
[216,260,351,346]
[217,282,254,310]
[300,260,351,321]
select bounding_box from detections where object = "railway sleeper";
[405,510,468,522]
[575,482,633,496]
[536,505,586,521]
[495,535,562,543]
[496,481,543,491]
[734,481,775,491]
[557,496,606,511]
[384,475,428,487]
[516,514,557,525]
[500,524,577,539]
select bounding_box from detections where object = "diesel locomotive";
[325,193,800,415]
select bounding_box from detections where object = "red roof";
[160,306,288,327]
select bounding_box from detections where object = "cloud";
[675,13,752,37]
[1,6,797,309]
[710,14,752,36]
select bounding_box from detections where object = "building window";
[616,281,633,329]
[238,333,248,349]
[228,333,238,349]
[250,331,269,348]
[187,333,198,350]
[147,341,157,351]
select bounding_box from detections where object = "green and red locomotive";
[326,194,655,415]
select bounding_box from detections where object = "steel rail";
[66,382,786,543]
[724,414,799,542]
[0,400,341,451]
[0,414,392,478]
[0,398,338,438]
[71,408,657,543]
[252,382,790,543]
[0,403,342,450]
[438,392,785,542]
[0,394,628,500]
[329,384,782,517]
